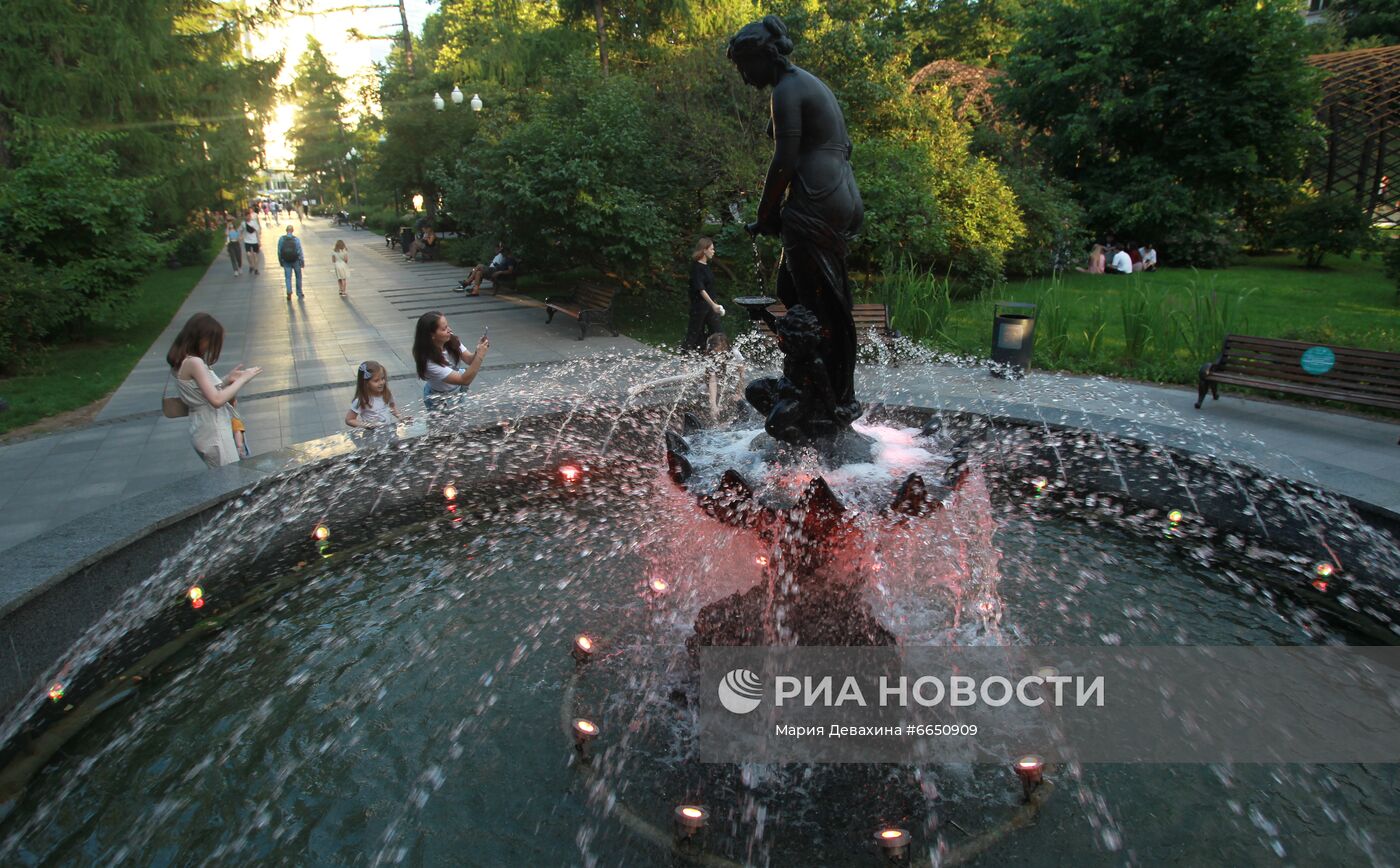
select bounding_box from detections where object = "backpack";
[278,235,299,265]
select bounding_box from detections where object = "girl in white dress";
[332,239,351,297]
[166,313,262,468]
[345,360,406,429]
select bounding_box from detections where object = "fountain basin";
[1,399,1397,864]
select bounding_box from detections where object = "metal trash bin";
[990,301,1037,379]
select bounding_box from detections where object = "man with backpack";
[278,225,306,299]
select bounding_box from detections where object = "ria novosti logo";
[718,668,763,714]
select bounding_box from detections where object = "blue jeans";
[283,265,303,297]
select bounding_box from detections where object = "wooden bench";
[755,303,897,356]
[544,285,620,340]
[1196,334,1400,443]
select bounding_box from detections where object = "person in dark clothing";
[682,237,724,352]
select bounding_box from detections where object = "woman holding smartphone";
[412,311,490,411]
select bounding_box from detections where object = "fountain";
[2,16,1399,868]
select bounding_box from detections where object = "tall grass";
[883,256,952,342]
[1167,273,1254,361]
[1031,282,1071,365]
[1120,289,1153,362]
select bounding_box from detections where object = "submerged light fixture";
[674,805,709,839]
[572,634,595,663]
[558,464,583,484]
[649,577,670,594]
[874,827,910,862]
[188,586,205,610]
[1014,754,1045,800]
[443,484,458,502]
[311,524,330,542]
[47,683,65,702]
[572,717,598,758]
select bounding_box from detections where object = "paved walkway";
[0,218,645,550]
[1,221,1398,553]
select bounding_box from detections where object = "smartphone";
[481,326,490,342]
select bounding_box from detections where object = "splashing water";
[1,344,1397,865]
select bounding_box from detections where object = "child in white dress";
[332,239,351,297]
[346,360,405,429]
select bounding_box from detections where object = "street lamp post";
[345,147,361,209]
[422,88,482,220]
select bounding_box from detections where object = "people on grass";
[412,311,490,411]
[1108,244,1133,275]
[1076,243,1105,275]
[682,237,724,352]
[166,313,262,468]
[332,239,351,297]
[1139,242,1158,272]
[345,360,407,429]
[278,225,305,299]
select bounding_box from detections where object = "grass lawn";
[0,240,220,437]
[476,251,1398,393]
[922,252,1399,384]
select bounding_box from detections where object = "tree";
[288,38,352,206]
[889,0,1027,69]
[1327,0,1400,47]
[0,130,166,369]
[999,0,1320,265]
[1278,192,1375,268]
[0,0,280,224]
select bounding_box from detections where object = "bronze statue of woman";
[729,15,864,431]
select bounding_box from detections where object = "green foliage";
[854,128,1022,287]
[171,229,217,267]
[881,256,952,343]
[0,253,65,373]
[1327,0,1400,46]
[1278,194,1377,268]
[1383,235,1400,293]
[441,65,697,279]
[997,162,1086,277]
[999,0,1319,266]
[1166,276,1254,362]
[1119,289,1152,362]
[289,38,353,208]
[1031,283,1071,365]
[0,130,168,351]
[889,0,1026,69]
[0,0,279,226]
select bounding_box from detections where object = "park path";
[0,217,646,550]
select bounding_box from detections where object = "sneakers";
[453,283,466,292]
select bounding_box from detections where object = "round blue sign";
[1300,346,1335,375]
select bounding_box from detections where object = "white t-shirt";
[489,252,507,269]
[350,395,393,426]
[423,349,466,393]
[1111,250,1132,274]
[242,219,260,245]
[1140,248,1157,268]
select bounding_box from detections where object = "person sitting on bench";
[406,227,438,261]
[459,241,517,295]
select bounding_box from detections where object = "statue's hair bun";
[762,15,794,55]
